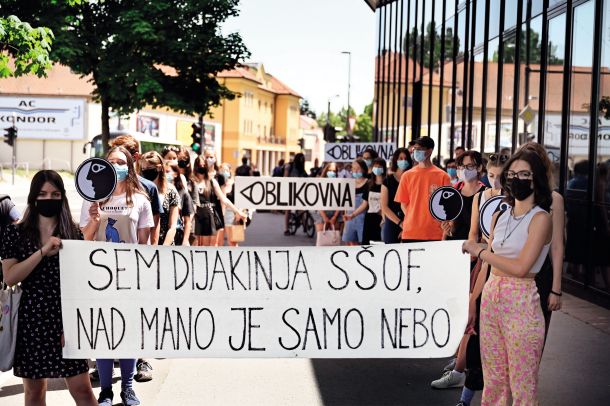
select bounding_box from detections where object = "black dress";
[363,183,383,244]
[0,224,89,379]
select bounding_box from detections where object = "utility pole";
[341,51,352,136]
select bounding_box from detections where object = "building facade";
[368,0,610,306]
[213,64,302,175]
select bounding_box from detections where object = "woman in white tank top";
[462,150,553,406]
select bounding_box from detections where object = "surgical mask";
[447,168,457,178]
[364,159,373,168]
[206,157,216,166]
[141,168,160,182]
[413,150,427,163]
[178,159,190,169]
[397,160,410,171]
[462,168,478,182]
[507,178,534,201]
[327,171,337,178]
[35,199,62,218]
[352,172,364,179]
[222,171,231,179]
[113,164,129,182]
[372,167,384,176]
[166,173,174,184]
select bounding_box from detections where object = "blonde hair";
[139,150,167,194]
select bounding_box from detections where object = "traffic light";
[323,123,336,142]
[297,137,305,150]
[3,126,17,147]
[190,123,202,153]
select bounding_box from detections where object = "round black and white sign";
[75,157,117,202]
[429,186,463,221]
[479,195,511,238]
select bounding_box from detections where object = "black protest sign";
[324,143,395,162]
[478,195,510,238]
[429,186,464,221]
[235,177,356,210]
[75,158,116,202]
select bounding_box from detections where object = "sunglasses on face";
[489,154,510,163]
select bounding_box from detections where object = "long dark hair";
[106,146,146,207]
[390,147,411,172]
[500,149,552,211]
[368,157,387,187]
[193,156,211,180]
[20,170,80,246]
[292,153,306,175]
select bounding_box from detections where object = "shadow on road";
[311,358,464,406]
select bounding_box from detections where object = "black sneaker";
[97,387,113,406]
[120,387,141,406]
[134,360,153,382]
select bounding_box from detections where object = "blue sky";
[222,0,377,116]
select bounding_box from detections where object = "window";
[475,0,486,46]
[488,0,502,40]
[484,38,500,153]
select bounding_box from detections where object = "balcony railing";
[257,135,286,144]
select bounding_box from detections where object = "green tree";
[403,23,457,72]
[353,102,373,142]
[0,15,54,78]
[3,0,250,153]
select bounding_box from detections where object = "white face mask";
[460,168,478,182]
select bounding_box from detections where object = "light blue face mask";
[166,173,174,184]
[364,159,373,168]
[327,171,337,178]
[413,150,427,163]
[447,168,458,178]
[113,164,129,182]
[372,167,384,176]
[222,171,231,179]
[352,172,364,179]
[397,160,410,170]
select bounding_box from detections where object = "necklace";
[500,206,534,247]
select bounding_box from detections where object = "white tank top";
[491,206,550,274]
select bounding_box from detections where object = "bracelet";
[477,248,485,259]
[550,290,562,297]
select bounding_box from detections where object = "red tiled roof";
[218,64,301,98]
[0,64,94,97]
[375,51,452,86]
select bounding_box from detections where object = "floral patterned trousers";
[480,274,545,406]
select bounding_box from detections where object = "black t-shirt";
[138,175,163,216]
[382,175,403,219]
[449,185,486,240]
[235,165,252,176]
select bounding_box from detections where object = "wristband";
[550,290,562,297]
[477,248,485,260]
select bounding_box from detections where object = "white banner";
[324,143,396,162]
[0,96,85,140]
[234,177,356,210]
[60,240,469,359]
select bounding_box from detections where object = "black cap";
[413,136,435,150]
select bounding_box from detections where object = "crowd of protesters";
[1,132,564,405]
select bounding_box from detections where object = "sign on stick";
[74,158,117,202]
[324,143,395,162]
[235,177,356,211]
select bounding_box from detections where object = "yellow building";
[211,63,302,175]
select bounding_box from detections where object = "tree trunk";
[101,98,110,156]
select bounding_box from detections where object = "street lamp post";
[341,51,352,136]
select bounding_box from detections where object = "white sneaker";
[430,370,466,389]
[443,357,457,372]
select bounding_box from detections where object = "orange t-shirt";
[394,165,451,240]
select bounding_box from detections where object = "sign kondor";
[235,177,356,211]
[59,240,469,359]
[324,143,395,162]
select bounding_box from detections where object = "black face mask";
[507,178,534,201]
[35,199,63,218]
[178,159,190,169]
[141,168,160,182]
[195,166,207,175]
